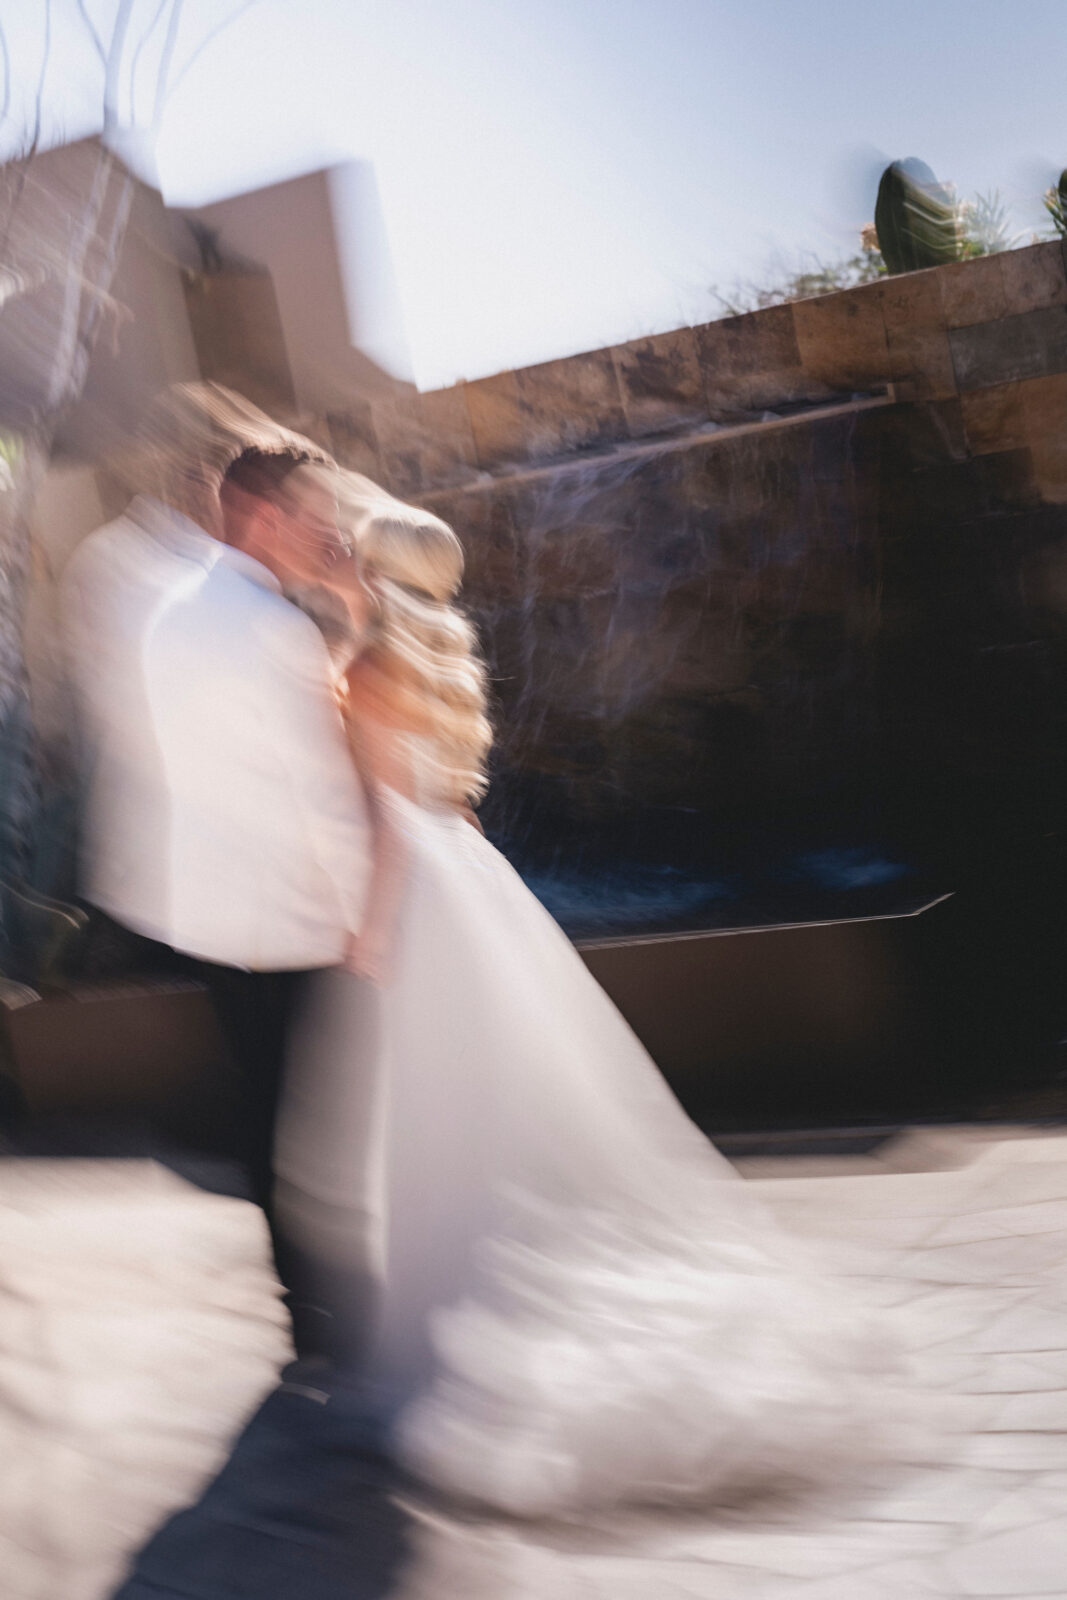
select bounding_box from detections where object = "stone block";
[1020,371,1067,502]
[695,303,813,413]
[885,326,958,400]
[938,254,1008,328]
[463,352,628,470]
[878,268,946,333]
[459,486,527,606]
[998,242,1067,316]
[792,283,891,390]
[462,370,528,470]
[512,348,627,459]
[1028,434,1067,502]
[1019,367,1067,430]
[876,269,957,399]
[960,383,1029,455]
[611,327,708,438]
[371,384,480,496]
[528,518,622,602]
[949,305,1067,391]
[325,402,384,485]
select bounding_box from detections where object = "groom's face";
[275,472,345,584]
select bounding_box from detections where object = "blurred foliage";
[712,240,885,318]
[0,433,19,493]
[958,190,1023,257]
[1042,170,1067,237]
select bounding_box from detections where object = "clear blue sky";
[4,0,1067,387]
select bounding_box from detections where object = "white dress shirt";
[60,496,370,970]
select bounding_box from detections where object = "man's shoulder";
[194,564,334,672]
[62,510,145,577]
[63,500,211,596]
[59,513,173,638]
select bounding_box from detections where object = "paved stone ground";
[382,1126,1067,1598]
[5,1127,1067,1598]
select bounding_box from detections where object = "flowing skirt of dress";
[274,795,932,1518]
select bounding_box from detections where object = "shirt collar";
[214,540,284,594]
[129,495,283,595]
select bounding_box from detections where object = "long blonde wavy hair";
[336,473,492,808]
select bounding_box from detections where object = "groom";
[60,385,371,1359]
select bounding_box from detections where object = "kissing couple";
[63,381,930,1520]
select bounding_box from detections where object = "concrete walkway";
[3,1127,1067,1598]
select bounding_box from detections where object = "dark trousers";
[196,961,311,1218]
[79,908,332,1357]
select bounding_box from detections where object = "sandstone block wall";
[322,241,1067,507]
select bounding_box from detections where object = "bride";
[274,471,922,1518]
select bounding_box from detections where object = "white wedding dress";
[275,767,927,1518]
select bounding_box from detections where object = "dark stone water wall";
[427,401,905,928]
[875,413,1067,884]
[423,391,1064,981]
[313,244,1067,931]
[420,389,1066,1087]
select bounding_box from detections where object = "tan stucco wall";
[188,168,407,415]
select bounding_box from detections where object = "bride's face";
[342,563,377,640]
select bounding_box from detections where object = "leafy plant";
[1042,170,1067,237]
[0,434,18,495]
[711,235,885,318]
[957,190,1022,257]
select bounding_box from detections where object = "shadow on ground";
[112,1383,415,1600]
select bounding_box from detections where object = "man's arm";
[254,603,373,941]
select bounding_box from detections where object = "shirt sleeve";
[251,602,372,938]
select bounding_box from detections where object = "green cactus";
[874,159,960,274]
